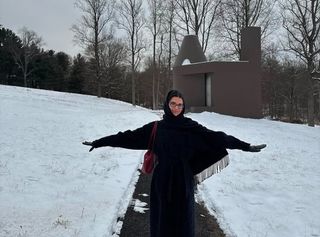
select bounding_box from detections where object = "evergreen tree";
[69,54,87,93]
[0,27,22,85]
[55,52,71,91]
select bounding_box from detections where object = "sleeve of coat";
[92,122,155,150]
[197,125,251,151]
[212,131,250,150]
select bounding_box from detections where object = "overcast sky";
[0,0,83,57]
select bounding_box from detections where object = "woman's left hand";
[249,144,267,152]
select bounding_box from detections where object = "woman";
[83,90,266,237]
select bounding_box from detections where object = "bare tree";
[174,0,222,53]
[72,0,115,97]
[116,0,145,105]
[100,37,127,97]
[314,61,320,122]
[219,0,278,59]
[147,0,165,109]
[262,52,310,122]
[165,0,176,82]
[281,0,320,126]
[161,0,181,95]
[11,27,43,87]
[279,61,308,122]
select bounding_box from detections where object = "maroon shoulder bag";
[141,121,158,174]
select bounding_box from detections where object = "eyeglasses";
[169,102,184,109]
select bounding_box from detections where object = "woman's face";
[169,96,184,116]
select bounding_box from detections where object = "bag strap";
[148,121,158,150]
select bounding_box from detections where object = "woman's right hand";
[82,141,94,152]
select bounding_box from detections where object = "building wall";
[173,27,262,118]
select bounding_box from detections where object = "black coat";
[92,117,250,237]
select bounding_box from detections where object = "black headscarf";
[163,89,185,121]
[162,90,202,130]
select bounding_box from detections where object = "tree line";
[0,0,319,126]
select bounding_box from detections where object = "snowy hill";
[0,85,319,237]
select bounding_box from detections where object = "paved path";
[117,172,226,237]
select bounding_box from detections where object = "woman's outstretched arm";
[83,121,155,151]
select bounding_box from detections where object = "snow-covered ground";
[0,85,319,237]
